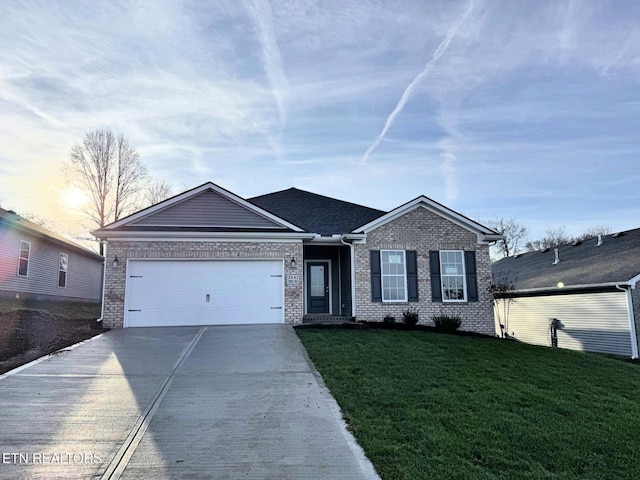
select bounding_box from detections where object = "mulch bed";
[0,310,105,375]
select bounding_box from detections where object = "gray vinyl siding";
[339,246,352,316]
[0,224,103,301]
[132,190,283,228]
[495,291,633,357]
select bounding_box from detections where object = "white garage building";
[492,228,640,358]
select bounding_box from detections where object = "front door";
[307,261,330,314]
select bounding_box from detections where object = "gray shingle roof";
[492,227,640,290]
[0,208,103,260]
[249,188,386,236]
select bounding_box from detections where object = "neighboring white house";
[492,228,640,358]
[0,208,103,302]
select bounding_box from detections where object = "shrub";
[402,309,419,326]
[432,315,462,333]
[383,315,396,324]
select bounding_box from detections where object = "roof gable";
[353,195,501,243]
[98,182,305,233]
[249,188,386,236]
[492,228,640,290]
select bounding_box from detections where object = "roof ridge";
[250,187,386,213]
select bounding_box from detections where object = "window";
[440,250,466,301]
[58,253,68,288]
[381,250,407,302]
[18,241,30,277]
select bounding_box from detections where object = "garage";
[124,260,284,327]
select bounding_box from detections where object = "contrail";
[361,0,475,163]
[245,0,288,126]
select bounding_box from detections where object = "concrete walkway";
[0,325,378,479]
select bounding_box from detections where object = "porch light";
[112,255,120,269]
[290,256,296,268]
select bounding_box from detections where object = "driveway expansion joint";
[100,326,207,480]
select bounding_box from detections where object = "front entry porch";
[302,245,353,321]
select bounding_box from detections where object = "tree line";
[487,218,611,261]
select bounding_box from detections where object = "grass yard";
[296,327,640,480]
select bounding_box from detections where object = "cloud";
[244,0,289,126]
[360,0,477,164]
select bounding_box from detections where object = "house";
[92,182,502,331]
[492,229,640,358]
[0,208,103,302]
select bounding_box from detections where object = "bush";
[402,309,419,326]
[432,315,462,333]
[383,315,396,324]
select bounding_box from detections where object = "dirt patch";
[0,306,106,375]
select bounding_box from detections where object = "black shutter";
[370,250,382,302]
[406,250,419,302]
[429,250,442,302]
[465,251,478,302]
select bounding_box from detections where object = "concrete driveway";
[0,325,378,479]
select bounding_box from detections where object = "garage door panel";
[125,260,284,327]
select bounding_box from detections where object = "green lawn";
[0,298,101,320]
[296,327,640,480]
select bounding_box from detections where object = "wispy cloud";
[360,0,476,164]
[244,0,289,126]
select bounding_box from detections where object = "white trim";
[340,236,357,318]
[511,282,637,295]
[17,240,31,277]
[97,182,306,233]
[353,196,502,243]
[617,285,638,359]
[380,249,408,303]
[627,273,640,287]
[304,259,332,315]
[440,250,467,303]
[58,252,68,288]
[123,257,286,328]
[95,232,315,242]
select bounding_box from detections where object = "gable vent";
[552,248,560,265]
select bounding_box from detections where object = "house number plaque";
[286,274,301,287]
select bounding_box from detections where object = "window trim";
[58,252,68,288]
[439,250,467,302]
[17,240,31,277]
[381,249,408,303]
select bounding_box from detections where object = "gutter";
[616,284,638,359]
[509,281,636,295]
[340,235,358,319]
[96,241,107,324]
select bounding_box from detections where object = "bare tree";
[66,129,147,254]
[487,218,529,260]
[575,225,611,242]
[143,179,173,207]
[525,226,573,251]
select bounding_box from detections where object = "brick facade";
[103,240,303,328]
[353,206,495,335]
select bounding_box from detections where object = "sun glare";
[60,187,89,210]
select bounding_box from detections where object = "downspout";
[617,284,638,359]
[96,240,107,323]
[340,235,357,319]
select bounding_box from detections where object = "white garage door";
[125,260,284,327]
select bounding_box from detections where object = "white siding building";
[492,229,640,358]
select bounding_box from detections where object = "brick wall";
[103,240,303,328]
[353,206,495,335]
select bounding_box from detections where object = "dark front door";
[307,261,330,314]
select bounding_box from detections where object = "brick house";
[93,182,502,332]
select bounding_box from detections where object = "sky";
[1,0,639,244]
